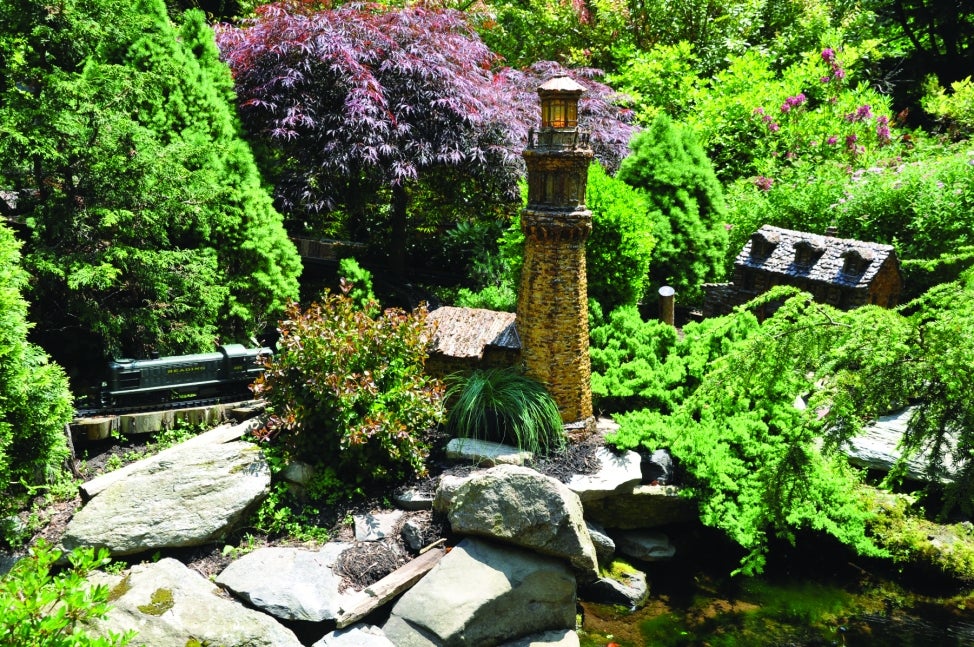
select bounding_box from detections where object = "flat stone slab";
[843,407,958,482]
[500,629,581,646]
[355,510,405,542]
[446,437,534,466]
[566,447,642,502]
[613,529,676,562]
[216,543,356,622]
[62,440,270,555]
[313,625,395,647]
[85,558,302,646]
[393,486,434,511]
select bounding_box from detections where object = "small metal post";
[659,286,675,326]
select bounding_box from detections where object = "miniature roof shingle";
[737,225,897,289]
[426,306,520,360]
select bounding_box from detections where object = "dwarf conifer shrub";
[0,223,74,520]
[445,367,564,456]
[617,114,728,303]
[252,283,444,490]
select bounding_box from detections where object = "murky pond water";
[578,526,974,647]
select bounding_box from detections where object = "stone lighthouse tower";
[516,76,594,427]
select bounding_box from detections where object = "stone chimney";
[516,76,594,427]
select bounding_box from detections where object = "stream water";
[578,526,974,647]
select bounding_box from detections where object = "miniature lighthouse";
[516,76,595,427]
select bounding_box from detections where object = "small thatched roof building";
[424,306,520,379]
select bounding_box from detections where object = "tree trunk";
[389,184,410,275]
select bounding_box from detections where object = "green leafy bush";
[922,74,974,141]
[617,114,728,303]
[1,1,300,363]
[445,367,564,455]
[0,223,74,519]
[608,41,700,124]
[454,283,518,312]
[590,307,682,414]
[606,290,896,574]
[585,163,656,312]
[683,44,904,183]
[337,258,377,315]
[252,285,444,490]
[590,305,760,415]
[0,540,134,647]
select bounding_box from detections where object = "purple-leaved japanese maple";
[217,2,635,272]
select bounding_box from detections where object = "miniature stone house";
[703,225,903,317]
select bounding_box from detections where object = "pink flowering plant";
[683,45,906,182]
[744,46,901,176]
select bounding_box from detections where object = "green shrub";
[336,257,377,314]
[922,74,974,141]
[605,290,902,574]
[445,367,564,455]
[454,283,518,312]
[617,114,728,304]
[684,44,903,183]
[0,540,134,646]
[590,306,682,414]
[2,2,300,363]
[589,305,760,415]
[585,163,656,312]
[252,285,445,490]
[0,223,74,520]
[608,41,700,124]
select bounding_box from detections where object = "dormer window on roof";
[749,231,780,260]
[840,248,874,277]
[793,239,826,268]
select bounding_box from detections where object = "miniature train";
[99,344,271,410]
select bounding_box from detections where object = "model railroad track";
[73,394,257,420]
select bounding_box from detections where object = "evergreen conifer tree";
[0,222,74,516]
[0,0,300,369]
[617,114,728,303]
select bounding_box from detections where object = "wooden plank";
[335,546,446,629]
[79,415,267,501]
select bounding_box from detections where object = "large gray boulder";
[381,538,576,647]
[216,543,356,622]
[447,465,599,580]
[62,441,270,555]
[85,558,302,647]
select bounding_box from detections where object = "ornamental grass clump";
[445,367,565,456]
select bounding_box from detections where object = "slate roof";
[738,225,897,290]
[426,306,520,360]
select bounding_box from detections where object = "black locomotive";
[99,344,271,410]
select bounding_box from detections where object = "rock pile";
[57,417,696,646]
